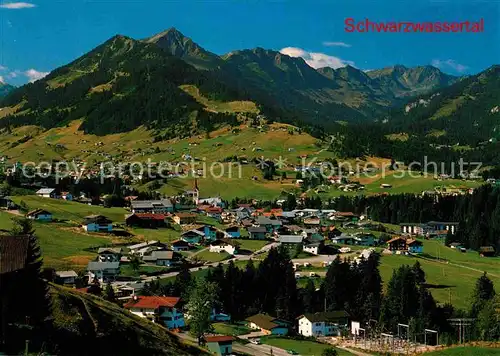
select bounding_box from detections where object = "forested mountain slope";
[0,28,460,137]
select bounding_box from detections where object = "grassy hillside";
[424,345,500,355]
[0,210,130,270]
[49,284,201,355]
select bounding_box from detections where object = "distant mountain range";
[386,64,500,146]
[0,27,477,137]
[0,83,15,97]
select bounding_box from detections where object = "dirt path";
[336,346,373,356]
[416,253,500,278]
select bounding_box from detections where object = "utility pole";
[448,318,474,344]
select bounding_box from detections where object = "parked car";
[287,350,298,355]
[250,338,261,345]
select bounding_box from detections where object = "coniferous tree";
[104,283,116,303]
[470,272,496,317]
[173,263,193,299]
[380,265,419,332]
[8,219,51,330]
[322,258,352,312]
[355,254,383,322]
[301,279,318,314]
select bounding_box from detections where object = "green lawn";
[194,249,231,263]
[233,239,269,252]
[131,227,181,243]
[11,195,128,223]
[424,346,500,355]
[0,211,116,270]
[260,336,352,356]
[119,264,170,277]
[421,239,500,276]
[212,322,251,336]
[379,252,500,310]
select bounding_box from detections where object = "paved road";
[176,331,290,356]
[292,254,338,265]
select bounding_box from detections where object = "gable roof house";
[209,239,239,255]
[87,261,120,283]
[195,225,219,241]
[125,213,167,228]
[331,234,356,245]
[479,246,496,257]
[171,239,191,252]
[173,213,198,225]
[279,235,305,246]
[331,212,359,222]
[387,237,407,252]
[246,314,290,335]
[247,226,267,240]
[82,215,113,232]
[298,311,349,337]
[255,216,275,232]
[61,192,73,201]
[130,199,174,214]
[224,226,240,238]
[204,336,234,356]
[400,223,425,236]
[142,250,178,266]
[354,233,376,246]
[0,195,15,210]
[240,218,254,228]
[97,247,123,262]
[407,239,424,254]
[124,296,185,329]
[426,221,459,235]
[36,188,56,198]
[26,208,53,221]
[202,206,223,219]
[55,270,78,286]
[303,217,321,226]
[181,229,206,245]
[303,242,323,255]
[128,240,166,255]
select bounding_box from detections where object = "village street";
[141,242,281,283]
[139,242,339,283]
[176,331,292,356]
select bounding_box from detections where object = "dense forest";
[144,246,499,345]
[0,36,245,137]
[328,185,500,251]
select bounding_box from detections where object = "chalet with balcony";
[82,215,113,232]
[124,296,185,329]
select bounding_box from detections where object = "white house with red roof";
[124,296,185,329]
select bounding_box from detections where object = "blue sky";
[0,0,498,86]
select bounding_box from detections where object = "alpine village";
[0,23,500,356]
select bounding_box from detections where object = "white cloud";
[322,41,351,48]
[8,70,19,78]
[0,76,4,84]
[279,47,355,69]
[0,2,36,9]
[24,68,49,82]
[431,59,468,73]
[0,65,6,71]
